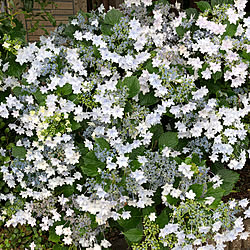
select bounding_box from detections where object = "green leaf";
[129,146,145,160]
[82,151,105,176]
[191,153,203,165]
[124,101,133,113]
[53,245,68,250]
[93,45,101,58]
[46,12,56,26]
[81,164,98,177]
[64,24,78,39]
[158,132,178,149]
[59,83,72,96]
[176,26,185,37]
[211,0,220,6]
[130,160,141,171]
[33,90,46,105]
[139,92,159,106]
[68,93,79,104]
[23,0,34,12]
[12,146,26,159]
[95,137,110,150]
[166,194,179,205]
[118,206,141,230]
[12,86,22,97]
[104,9,123,25]
[71,120,82,131]
[6,56,26,78]
[142,206,156,216]
[150,124,164,146]
[49,229,60,243]
[205,187,225,199]
[122,76,140,98]
[156,207,171,228]
[77,143,88,156]
[100,24,113,35]
[196,1,211,12]
[204,187,225,208]
[217,169,239,196]
[124,228,143,243]
[224,23,237,37]
[204,80,221,94]
[55,185,74,197]
[241,51,250,61]
[190,184,204,198]
[186,8,198,19]
[145,60,158,74]
[213,71,223,83]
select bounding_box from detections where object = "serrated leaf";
[186,8,198,19]
[176,26,185,37]
[191,153,201,165]
[59,83,72,96]
[71,120,82,131]
[12,86,22,96]
[213,71,223,83]
[46,12,56,26]
[190,184,204,198]
[124,228,143,243]
[130,160,141,171]
[241,51,250,61]
[95,137,110,150]
[6,56,26,78]
[49,229,60,243]
[196,1,211,12]
[142,206,156,216]
[12,146,26,159]
[205,187,225,199]
[104,9,123,25]
[204,187,225,208]
[33,89,46,104]
[205,80,221,94]
[158,132,178,149]
[93,45,101,58]
[156,207,171,228]
[150,124,164,145]
[129,146,145,160]
[124,101,133,112]
[55,185,74,197]
[81,164,98,177]
[122,76,140,98]
[118,206,141,230]
[82,151,105,176]
[217,169,239,196]
[166,194,179,205]
[145,60,158,74]
[224,23,237,37]
[77,143,88,156]
[139,92,159,106]
[53,245,68,250]
[64,24,78,39]
[100,24,113,35]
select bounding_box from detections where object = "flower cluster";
[0,0,249,249]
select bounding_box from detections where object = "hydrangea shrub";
[0,0,249,249]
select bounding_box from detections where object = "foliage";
[0,0,57,35]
